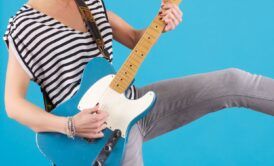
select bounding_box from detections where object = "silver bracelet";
[67,117,76,139]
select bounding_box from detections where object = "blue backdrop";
[1,0,274,165]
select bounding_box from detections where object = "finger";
[171,6,183,22]
[80,132,104,139]
[86,113,108,130]
[160,8,182,26]
[174,5,183,18]
[90,111,108,122]
[163,6,182,22]
[163,15,178,29]
[77,123,108,133]
[164,19,176,31]
[83,105,99,114]
[174,7,183,22]
[90,117,108,130]
[90,104,100,113]
[163,10,180,25]
[93,123,108,133]
[96,109,109,116]
[162,3,182,18]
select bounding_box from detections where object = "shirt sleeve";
[3,17,35,80]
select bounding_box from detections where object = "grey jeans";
[122,68,274,165]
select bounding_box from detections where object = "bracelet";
[66,117,76,139]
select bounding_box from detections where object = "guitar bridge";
[93,129,122,166]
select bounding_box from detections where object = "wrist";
[66,117,76,139]
[54,116,67,135]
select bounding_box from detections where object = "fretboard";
[110,0,181,93]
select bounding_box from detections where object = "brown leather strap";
[41,87,54,112]
[74,0,111,60]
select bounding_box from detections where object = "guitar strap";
[74,0,111,61]
[41,0,110,112]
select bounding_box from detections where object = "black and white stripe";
[3,0,136,107]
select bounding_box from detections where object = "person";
[3,0,274,165]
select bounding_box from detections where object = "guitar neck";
[110,0,181,93]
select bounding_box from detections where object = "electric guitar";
[36,0,181,165]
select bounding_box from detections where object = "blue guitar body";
[36,58,156,166]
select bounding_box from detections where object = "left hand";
[159,1,183,32]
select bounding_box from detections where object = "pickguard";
[78,74,155,138]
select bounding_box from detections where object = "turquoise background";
[1,0,274,165]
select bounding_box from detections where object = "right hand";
[72,105,109,139]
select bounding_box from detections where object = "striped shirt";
[3,0,136,107]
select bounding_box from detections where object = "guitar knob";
[114,130,122,138]
[104,144,112,152]
[94,160,103,166]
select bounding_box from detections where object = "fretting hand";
[159,1,183,32]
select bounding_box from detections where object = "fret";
[146,31,158,40]
[131,56,142,64]
[133,49,146,60]
[153,18,162,26]
[140,42,152,51]
[117,73,130,82]
[145,31,157,39]
[114,75,131,86]
[143,33,152,41]
[127,65,136,72]
[154,19,165,28]
[149,24,161,33]
[134,54,145,63]
[127,59,139,67]
[110,82,124,92]
[125,61,137,71]
[113,75,127,86]
[134,45,148,54]
[137,48,147,56]
[129,52,142,63]
[120,68,134,77]
[113,77,130,87]
[138,44,150,52]
[145,35,156,44]
[121,67,135,76]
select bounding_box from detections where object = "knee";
[222,68,248,91]
[224,68,246,78]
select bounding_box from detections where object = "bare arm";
[5,48,108,138]
[107,11,145,49]
[5,48,67,134]
[107,2,183,49]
